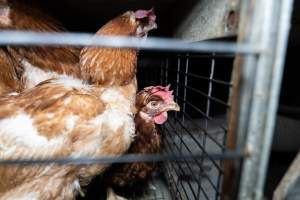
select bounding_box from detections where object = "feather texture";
[0,8,157,199]
[101,86,179,199]
[0,0,80,94]
[0,48,20,94]
[0,77,136,199]
[80,11,138,86]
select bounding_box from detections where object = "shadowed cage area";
[76,48,236,200]
[133,50,234,200]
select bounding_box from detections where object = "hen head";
[97,8,157,37]
[136,85,180,124]
[80,8,156,86]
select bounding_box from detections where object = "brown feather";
[6,0,81,76]
[0,48,20,94]
[102,90,162,188]
[0,78,136,199]
[0,8,156,199]
[106,114,160,187]
[80,11,138,86]
[0,0,81,93]
[0,9,142,199]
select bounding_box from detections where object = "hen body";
[106,109,161,188]
[102,86,179,200]
[0,0,80,94]
[0,9,156,200]
[0,77,136,199]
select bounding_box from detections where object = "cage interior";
[154,51,234,200]
[3,0,240,199]
[0,0,297,199]
[77,48,235,200]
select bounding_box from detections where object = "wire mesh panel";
[136,50,235,200]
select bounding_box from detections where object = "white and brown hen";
[0,8,156,200]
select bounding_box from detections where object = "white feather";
[71,179,81,193]
[0,112,65,158]
[7,192,39,200]
[100,88,132,112]
[65,115,78,131]
[8,92,19,96]
[55,76,86,89]
[0,112,48,147]
[0,7,11,26]
[22,59,84,89]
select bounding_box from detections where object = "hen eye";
[150,101,158,107]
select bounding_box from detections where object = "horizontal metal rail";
[0,30,264,54]
[0,151,247,165]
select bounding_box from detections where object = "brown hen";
[0,0,80,93]
[0,9,156,200]
[103,85,180,200]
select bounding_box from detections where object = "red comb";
[135,8,156,21]
[144,84,174,103]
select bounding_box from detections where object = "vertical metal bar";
[175,55,184,153]
[175,55,181,107]
[221,0,261,198]
[193,53,217,200]
[195,53,215,198]
[254,0,294,198]
[182,53,189,124]
[236,0,294,199]
[206,52,215,128]
[236,0,273,197]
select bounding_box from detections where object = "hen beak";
[165,102,180,112]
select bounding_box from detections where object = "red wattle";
[153,112,168,124]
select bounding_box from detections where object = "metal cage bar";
[235,0,294,199]
[0,31,262,53]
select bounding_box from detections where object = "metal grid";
[137,51,234,200]
[0,0,294,200]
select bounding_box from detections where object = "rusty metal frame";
[221,41,243,200]
[231,0,294,199]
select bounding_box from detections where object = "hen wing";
[0,1,81,91]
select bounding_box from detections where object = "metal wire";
[0,30,264,53]
[176,83,230,107]
[0,151,245,165]
[151,52,234,200]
